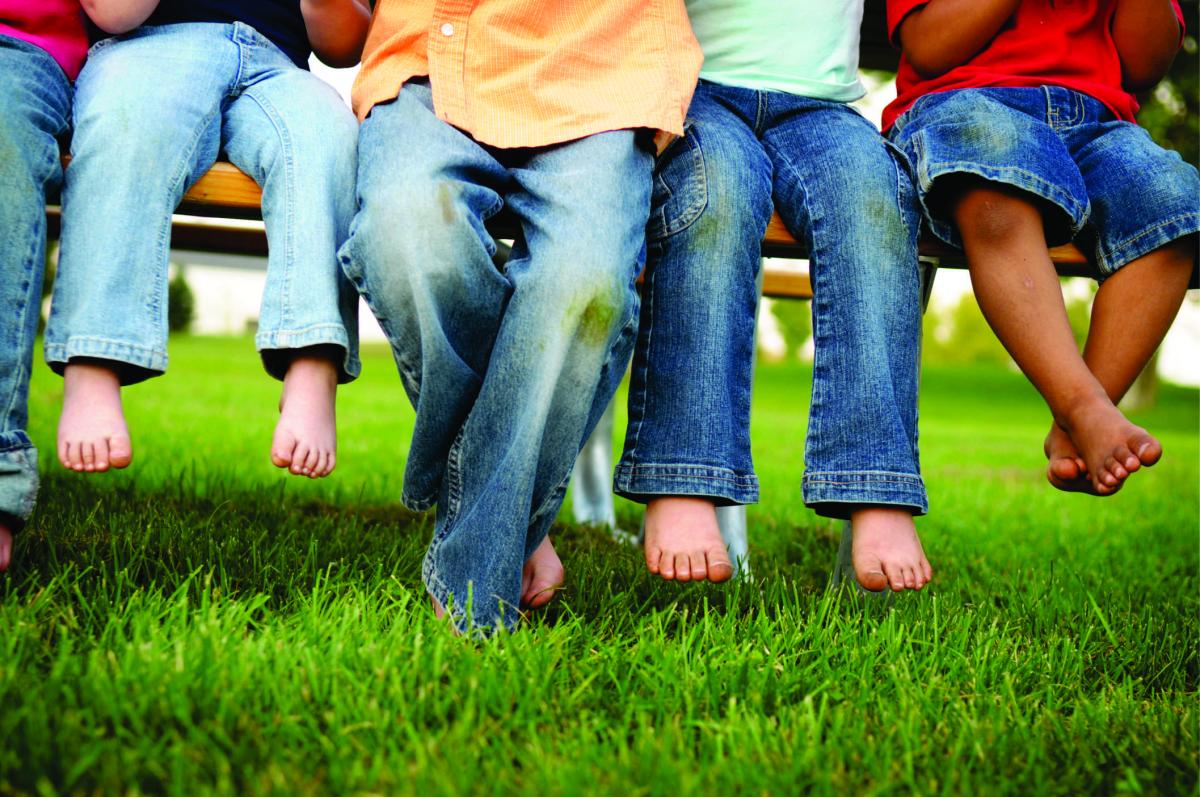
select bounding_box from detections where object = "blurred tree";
[1137,10,1198,168]
[168,266,195,334]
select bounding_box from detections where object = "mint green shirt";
[687,0,865,102]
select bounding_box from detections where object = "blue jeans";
[0,36,72,527]
[339,81,653,632]
[890,86,1200,276]
[615,79,928,518]
[45,22,360,383]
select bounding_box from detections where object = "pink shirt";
[0,0,89,80]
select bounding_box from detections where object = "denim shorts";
[889,86,1200,278]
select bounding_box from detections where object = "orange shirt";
[352,0,703,150]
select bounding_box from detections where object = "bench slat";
[177,160,1092,272]
[55,157,1115,301]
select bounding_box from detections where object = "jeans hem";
[401,491,436,514]
[43,338,168,379]
[917,160,1089,251]
[421,545,518,635]
[802,470,928,518]
[0,444,39,523]
[613,462,758,505]
[1097,212,1200,278]
[256,324,361,382]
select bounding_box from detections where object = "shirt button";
[440,22,455,37]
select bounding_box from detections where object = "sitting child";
[614,0,932,592]
[0,1,89,570]
[46,0,370,478]
[886,0,1198,496]
[338,0,702,630]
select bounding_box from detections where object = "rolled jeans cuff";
[44,337,167,381]
[802,470,928,519]
[256,323,360,382]
[613,462,759,506]
[0,443,39,528]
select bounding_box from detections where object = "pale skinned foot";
[850,507,931,593]
[0,522,12,572]
[521,535,565,609]
[271,356,338,479]
[58,363,133,473]
[1059,396,1161,496]
[643,496,734,583]
[428,592,462,636]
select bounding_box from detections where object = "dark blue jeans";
[0,36,72,526]
[615,79,928,518]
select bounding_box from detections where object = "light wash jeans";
[0,36,72,527]
[339,81,653,632]
[616,79,928,518]
[45,22,360,384]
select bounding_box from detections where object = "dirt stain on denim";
[568,294,618,347]
[959,117,1017,159]
[437,182,455,224]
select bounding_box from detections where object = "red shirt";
[883,0,1185,130]
[0,0,89,80]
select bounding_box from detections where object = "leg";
[766,101,930,592]
[614,83,770,583]
[338,81,511,512]
[1043,240,1194,490]
[952,183,1161,495]
[48,25,236,470]
[224,56,361,478]
[423,131,653,631]
[0,38,73,553]
[1044,120,1199,491]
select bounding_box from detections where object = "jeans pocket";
[647,121,708,242]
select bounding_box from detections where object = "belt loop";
[1042,85,1056,128]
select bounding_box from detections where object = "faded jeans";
[0,36,72,526]
[45,22,360,383]
[338,81,653,631]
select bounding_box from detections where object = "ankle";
[64,362,122,393]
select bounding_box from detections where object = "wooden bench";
[44,159,1100,300]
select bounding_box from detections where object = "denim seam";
[442,424,466,532]
[915,140,1090,244]
[44,337,169,371]
[0,435,35,454]
[6,184,46,429]
[1096,212,1200,276]
[157,101,225,335]
[230,24,249,88]
[649,129,708,241]
[803,471,925,485]
[239,90,297,327]
[615,463,756,482]
[773,147,830,447]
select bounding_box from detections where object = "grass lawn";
[3,335,1197,795]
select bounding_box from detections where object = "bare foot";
[271,356,338,478]
[644,496,734,583]
[58,363,133,473]
[521,535,564,608]
[1060,396,1161,496]
[1044,422,1097,494]
[428,592,462,635]
[850,507,931,592]
[0,522,12,572]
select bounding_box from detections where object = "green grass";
[4,336,1197,796]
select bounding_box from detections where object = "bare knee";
[951,183,1045,248]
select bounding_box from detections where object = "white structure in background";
[176,64,1200,384]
